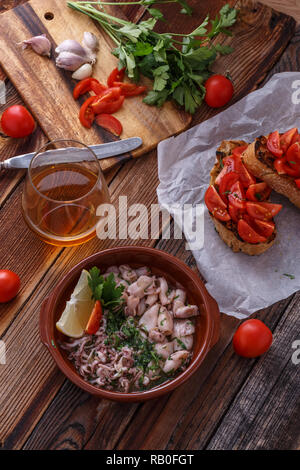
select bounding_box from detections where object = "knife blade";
[0,137,143,170]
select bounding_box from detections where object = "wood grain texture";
[0,0,191,172]
[0,0,299,451]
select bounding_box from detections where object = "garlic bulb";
[82,32,99,52]
[72,63,93,80]
[56,51,90,71]
[19,34,51,57]
[55,39,87,57]
[82,32,99,64]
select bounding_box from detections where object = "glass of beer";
[22,139,110,246]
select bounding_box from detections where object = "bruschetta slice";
[242,128,300,209]
[205,140,282,256]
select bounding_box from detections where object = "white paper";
[157,72,300,318]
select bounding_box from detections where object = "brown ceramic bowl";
[40,246,220,402]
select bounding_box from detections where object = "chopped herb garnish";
[88,267,125,308]
[283,273,295,280]
[255,192,262,201]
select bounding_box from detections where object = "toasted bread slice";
[242,136,300,209]
[208,140,276,256]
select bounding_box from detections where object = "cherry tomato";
[204,185,231,222]
[237,219,267,244]
[245,182,271,202]
[0,270,21,303]
[1,105,35,138]
[232,145,248,157]
[233,319,272,358]
[107,67,125,88]
[246,201,282,221]
[229,203,244,223]
[85,300,102,335]
[204,74,234,108]
[274,158,300,178]
[79,96,96,128]
[228,180,246,210]
[91,88,123,114]
[215,156,235,185]
[96,114,123,136]
[267,131,283,158]
[286,142,300,166]
[234,156,256,188]
[73,78,107,99]
[251,218,275,238]
[218,171,240,203]
[280,127,297,153]
[295,179,300,189]
[113,81,147,97]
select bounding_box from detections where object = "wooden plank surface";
[0,0,299,451]
[0,0,191,173]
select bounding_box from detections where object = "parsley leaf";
[88,267,124,308]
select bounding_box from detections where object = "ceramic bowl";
[40,246,220,402]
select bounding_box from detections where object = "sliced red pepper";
[73,78,107,100]
[85,300,103,335]
[113,81,147,97]
[96,114,123,136]
[79,96,96,128]
[107,67,125,88]
[267,131,283,158]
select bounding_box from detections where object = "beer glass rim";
[27,138,103,203]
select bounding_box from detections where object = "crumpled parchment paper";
[157,72,300,318]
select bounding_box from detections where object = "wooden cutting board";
[0,0,191,171]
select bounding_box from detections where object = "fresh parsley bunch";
[88,267,125,308]
[68,1,237,113]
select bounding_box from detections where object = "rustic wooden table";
[0,0,299,450]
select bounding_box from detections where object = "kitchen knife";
[0,137,143,170]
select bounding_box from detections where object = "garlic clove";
[19,34,51,57]
[82,32,99,52]
[55,51,90,71]
[55,39,88,58]
[72,63,93,80]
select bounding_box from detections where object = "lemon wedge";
[56,269,95,338]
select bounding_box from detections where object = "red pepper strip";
[113,81,147,97]
[79,96,96,128]
[96,114,123,136]
[73,78,107,100]
[107,67,125,87]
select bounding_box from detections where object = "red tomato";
[0,270,21,303]
[232,145,248,157]
[237,219,267,244]
[79,96,95,128]
[204,186,231,222]
[113,81,147,96]
[246,201,282,221]
[228,180,246,210]
[286,142,300,166]
[280,127,297,153]
[229,203,244,223]
[295,179,300,189]
[267,131,283,157]
[245,182,271,202]
[274,158,300,178]
[204,75,234,108]
[73,78,107,99]
[251,219,275,238]
[218,171,240,202]
[215,156,236,185]
[107,67,125,88]
[91,88,123,114]
[234,156,256,188]
[233,319,272,358]
[96,114,123,136]
[85,300,103,335]
[1,105,35,138]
